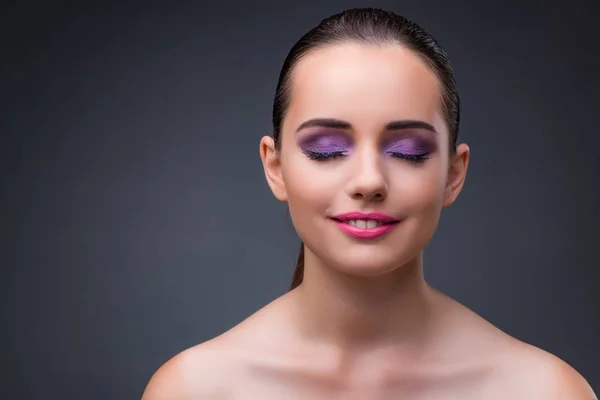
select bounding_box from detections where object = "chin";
[328,249,417,278]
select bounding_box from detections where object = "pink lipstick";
[330,212,400,239]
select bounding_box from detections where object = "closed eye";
[304,150,347,161]
[387,152,430,163]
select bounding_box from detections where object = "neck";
[291,246,438,353]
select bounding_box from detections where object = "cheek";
[281,154,334,215]
[391,161,447,213]
[280,156,338,247]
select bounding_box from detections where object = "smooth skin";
[142,43,596,399]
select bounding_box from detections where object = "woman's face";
[261,42,468,277]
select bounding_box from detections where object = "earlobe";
[259,136,288,202]
[442,143,470,208]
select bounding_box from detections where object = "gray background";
[2,1,599,398]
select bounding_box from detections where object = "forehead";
[284,42,446,134]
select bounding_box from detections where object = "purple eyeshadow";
[298,132,352,154]
[384,137,436,156]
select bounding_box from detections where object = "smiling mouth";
[329,212,401,238]
[330,218,397,229]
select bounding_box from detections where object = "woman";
[143,8,596,399]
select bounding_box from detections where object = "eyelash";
[305,151,347,160]
[305,151,430,163]
[388,152,430,164]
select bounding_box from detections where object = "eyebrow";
[296,118,438,134]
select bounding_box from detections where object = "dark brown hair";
[271,8,460,291]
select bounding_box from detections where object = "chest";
[226,366,505,400]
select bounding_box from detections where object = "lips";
[330,212,400,239]
[332,212,398,223]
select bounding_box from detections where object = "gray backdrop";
[2,1,598,398]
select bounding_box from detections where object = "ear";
[260,136,288,202]
[442,143,470,208]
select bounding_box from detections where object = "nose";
[345,147,388,203]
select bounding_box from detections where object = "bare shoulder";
[141,295,291,400]
[494,342,596,399]
[141,337,238,400]
[438,293,596,399]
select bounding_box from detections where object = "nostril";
[371,192,386,201]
